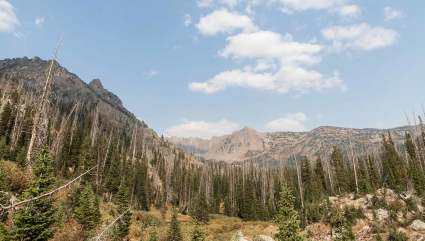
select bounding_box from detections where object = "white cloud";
[337,4,361,18]
[35,17,45,26]
[220,0,239,7]
[165,119,240,139]
[322,23,398,50]
[184,14,192,26]
[276,0,361,17]
[384,6,403,21]
[190,30,345,94]
[0,0,19,32]
[196,9,257,36]
[265,113,308,132]
[197,0,214,8]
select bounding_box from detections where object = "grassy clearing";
[123,205,276,241]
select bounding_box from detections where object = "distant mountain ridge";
[168,125,412,163]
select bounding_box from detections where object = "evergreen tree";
[73,184,101,237]
[113,181,132,241]
[274,183,304,241]
[166,207,183,241]
[0,102,12,138]
[367,155,380,190]
[0,137,8,160]
[313,157,327,197]
[12,149,56,241]
[405,132,425,196]
[381,134,408,192]
[331,146,350,194]
[191,222,206,241]
[191,193,209,223]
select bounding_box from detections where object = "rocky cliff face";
[169,125,411,163]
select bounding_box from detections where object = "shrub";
[387,228,408,241]
[0,161,29,193]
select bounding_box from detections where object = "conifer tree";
[313,157,327,197]
[12,149,56,241]
[191,222,206,241]
[191,193,209,223]
[381,134,408,192]
[166,207,183,241]
[74,184,100,237]
[367,155,380,190]
[113,181,132,241]
[274,183,304,241]
[0,137,8,160]
[331,146,350,194]
[301,158,314,202]
[405,132,425,196]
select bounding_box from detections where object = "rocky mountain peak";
[89,78,104,89]
[88,78,124,109]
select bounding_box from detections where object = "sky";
[0,0,424,139]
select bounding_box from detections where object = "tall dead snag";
[26,41,62,166]
[52,102,79,158]
[90,105,99,147]
[348,131,359,194]
[294,154,304,210]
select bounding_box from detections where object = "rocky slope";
[0,57,199,199]
[169,125,411,163]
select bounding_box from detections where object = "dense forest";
[1,57,425,240]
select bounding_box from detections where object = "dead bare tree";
[348,130,359,194]
[26,39,63,167]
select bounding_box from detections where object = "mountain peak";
[89,78,104,89]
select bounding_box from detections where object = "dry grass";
[121,206,276,241]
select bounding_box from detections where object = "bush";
[0,161,29,193]
[387,228,408,241]
[343,206,365,226]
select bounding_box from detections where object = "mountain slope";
[169,125,411,162]
[0,56,199,206]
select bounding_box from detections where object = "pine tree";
[367,155,380,190]
[331,146,350,194]
[166,207,183,241]
[274,183,304,241]
[0,137,8,160]
[313,157,327,197]
[73,184,101,237]
[405,132,425,196]
[301,158,314,203]
[381,134,408,192]
[12,149,56,241]
[191,193,209,223]
[0,102,12,138]
[191,222,206,241]
[113,181,132,241]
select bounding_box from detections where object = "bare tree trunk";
[294,154,304,210]
[349,131,359,194]
[27,41,62,167]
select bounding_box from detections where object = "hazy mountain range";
[169,125,413,163]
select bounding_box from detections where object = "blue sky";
[1,0,424,139]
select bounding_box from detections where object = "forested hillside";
[1,57,425,240]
